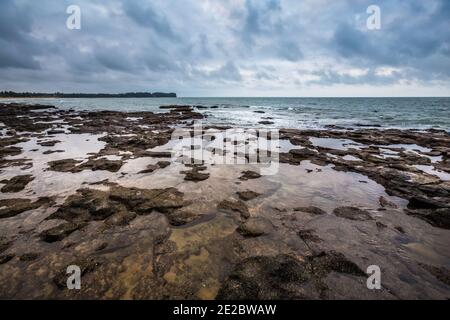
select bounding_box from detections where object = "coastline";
[0,102,449,299]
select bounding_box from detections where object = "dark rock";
[1,174,34,193]
[141,151,172,158]
[333,207,373,221]
[297,229,321,242]
[218,199,250,219]
[0,197,52,219]
[43,150,64,155]
[289,148,317,159]
[239,170,261,181]
[105,210,137,226]
[379,196,398,209]
[237,217,273,237]
[294,206,327,215]
[258,121,274,125]
[419,263,450,286]
[47,159,82,172]
[157,161,171,168]
[38,140,60,147]
[237,190,260,201]
[47,130,65,135]
[19,253,40,262]
[395,226,406,234]
[217,251,365,300]
[47,158,123,173]
[0,254,14,265]
[139,164,159,174]
[40,222,83,243]
[183,170,210,182]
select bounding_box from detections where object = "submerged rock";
[40,222,83,243]
[333,207,373,221]
[237,190,261,201]
[218,199,250,219]
[297,229,322,242]
[1,174,34,193]
[183,170,210,182]
[294,206,327,215]
[237,217,273,237]
[379,196,398,209]
[47,158,123,173]
[0,197,52,219]
[239,170,261,181]
[45,186,185,239]
[216,251,365,299]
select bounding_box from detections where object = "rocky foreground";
[0,103,449,299]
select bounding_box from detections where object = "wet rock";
[237,217,273,237]
[166,210,202,226]
[333,207,373,221]
[1,174,34,193]
[376,221,387,230]
[47,158,123,173]
[239,170,261,181]
[0,238,10,254]
[183,170,210,182]
[141,151,172,158]
[217,251,365,300]
[289,148,317,159]
[19,253,40,262]
[40,222,83,243]
[50,186,185,230]
[47,130,65,135]
[0,254,14,265]
[419,263,450,286]
[294,206,327,215]
[83,158,123,172]
[38,140,60,147]
[379,196,398,209]
[297,229,321,242]
[43,150,64,155]
[157,161,171,168]
[47,159,82,172]
[139,164,159,174]
[406,208,450,230]
[258,121,274,125]
[0,197,52,219]
[218,199,250,219]
[237,190,260,201]
[105,210,137,226]
[395,226,406,234]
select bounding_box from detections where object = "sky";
[0,0,449,97]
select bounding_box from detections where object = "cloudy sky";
[1,0,449,96]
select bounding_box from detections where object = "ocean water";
[1,97,450,131]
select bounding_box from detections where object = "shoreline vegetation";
[0,91,177,98]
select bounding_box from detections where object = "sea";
[1,97,449,131]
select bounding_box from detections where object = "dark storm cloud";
[122,1,178,40]
[0,0,41,69]
[0,0,449,95]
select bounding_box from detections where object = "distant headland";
[0,91,177,98]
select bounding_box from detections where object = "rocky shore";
[0,102,449,299]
